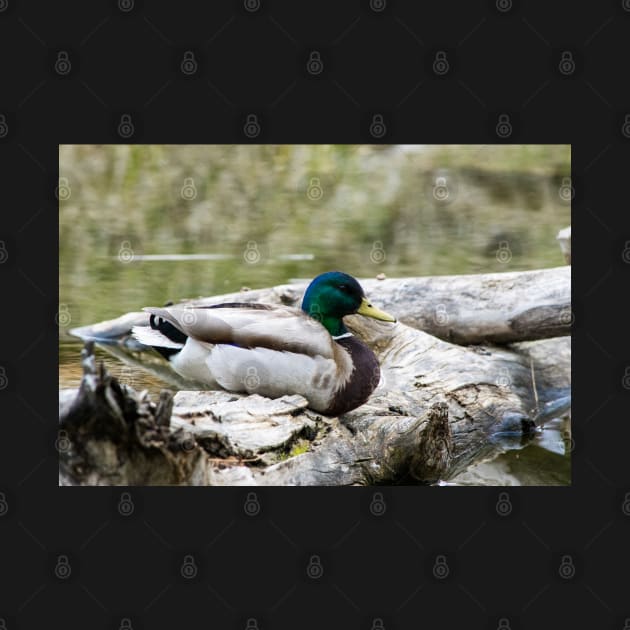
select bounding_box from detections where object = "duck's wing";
[142,303,337,359]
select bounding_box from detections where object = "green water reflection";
[60,144,570,329]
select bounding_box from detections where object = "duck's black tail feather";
[131,315,188,359]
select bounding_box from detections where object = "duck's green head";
[301,271,396,337]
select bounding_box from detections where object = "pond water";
[59,145,571,486]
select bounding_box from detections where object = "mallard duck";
[132,271,396,415]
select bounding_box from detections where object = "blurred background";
[59,145,571,485]
[59,144,570,330]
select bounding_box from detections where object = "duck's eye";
[338,284,348,292]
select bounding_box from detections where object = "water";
[59,144,571,485]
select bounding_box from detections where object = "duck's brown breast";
[324,336,381,416]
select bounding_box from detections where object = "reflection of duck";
[132,271,396,415]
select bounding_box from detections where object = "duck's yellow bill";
[357,297,396,322]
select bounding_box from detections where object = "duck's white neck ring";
[332,332,353,340]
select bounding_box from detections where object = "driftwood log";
[71,266,570,347]
[62,267,571,486]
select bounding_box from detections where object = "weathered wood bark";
[59,344,206,486]
[62,267,571,485]
[198,319,569,485]
[60,324,570,485]
[70,266,570,346]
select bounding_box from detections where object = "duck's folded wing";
[143,304,337,359]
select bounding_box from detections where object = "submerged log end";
[557,226,571,264]
[409,402,452,483]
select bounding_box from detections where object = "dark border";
[1,1,629,629]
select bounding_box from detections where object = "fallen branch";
[71,266,570,346]
[60,324,570,485]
